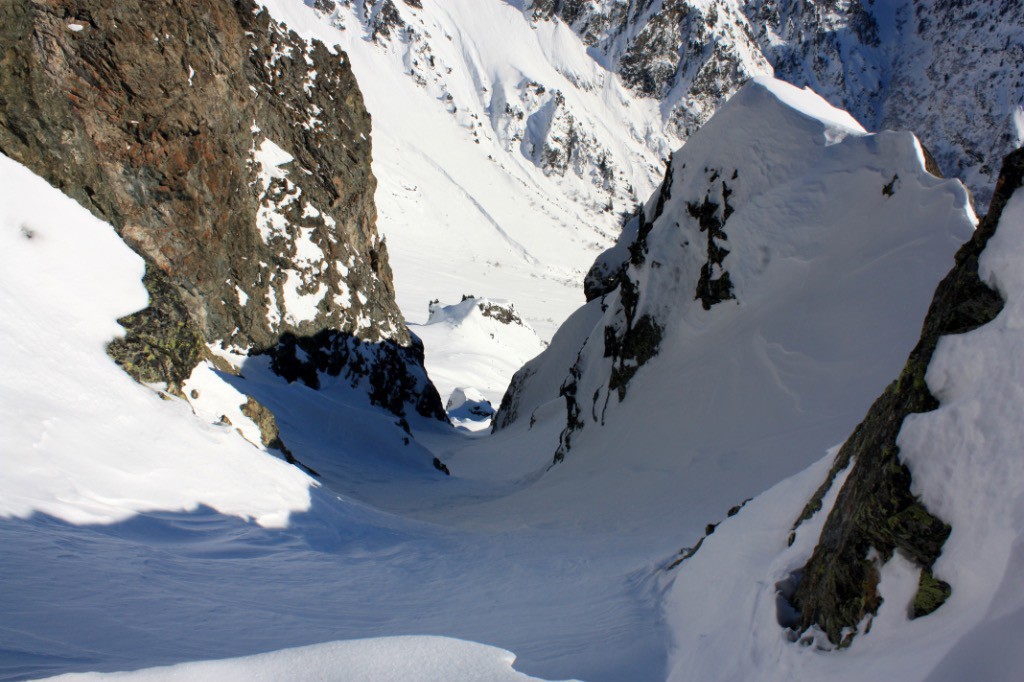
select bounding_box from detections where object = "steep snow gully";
[2,3,1022,682]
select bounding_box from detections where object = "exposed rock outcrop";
[0,0,444,419]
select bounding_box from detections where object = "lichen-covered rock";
[106,268,205,393]
[0,0,444,419]
[791,148,1024,645]
[240,396,293,458]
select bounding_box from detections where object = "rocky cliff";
[0,0,443,420]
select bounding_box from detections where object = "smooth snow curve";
[39,636,565,682]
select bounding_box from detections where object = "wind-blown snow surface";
[663,184,1024,682]
[0,82,983,681]
[255,0,672,340]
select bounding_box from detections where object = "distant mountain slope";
[526,0,1024,210]
[256,0,675,340]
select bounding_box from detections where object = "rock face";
[790,148,1024,646]
[526,0,1024,210]
[0,0,443,419]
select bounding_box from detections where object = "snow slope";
[663,172,1024,682]
[487,77,973,538]
[411,296,546,419]
[0,153,313,529]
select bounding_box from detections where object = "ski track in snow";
[412,149,541,267]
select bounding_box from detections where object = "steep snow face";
[527,0,1024,210]
[0,153,314,528]
[258,0,674,340]
[490,77,973,534]
[528,0,773,137]
[663,169,1024,682]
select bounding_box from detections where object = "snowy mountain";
[2,0,1024,681]
[494,77,973,469]
[233,0,1021,339]
[527,0,1024,210]
[271,0,674,341]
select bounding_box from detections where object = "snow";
[750,76,865,138]
[1014,105,1024,149]
[253,138,293,181]
[39,636,562,682]
[253,137,299,244]
[281,268,327,325]
[181,362,264,449]
[0,152,314,529]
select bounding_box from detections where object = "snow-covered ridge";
[491,76,972,535]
